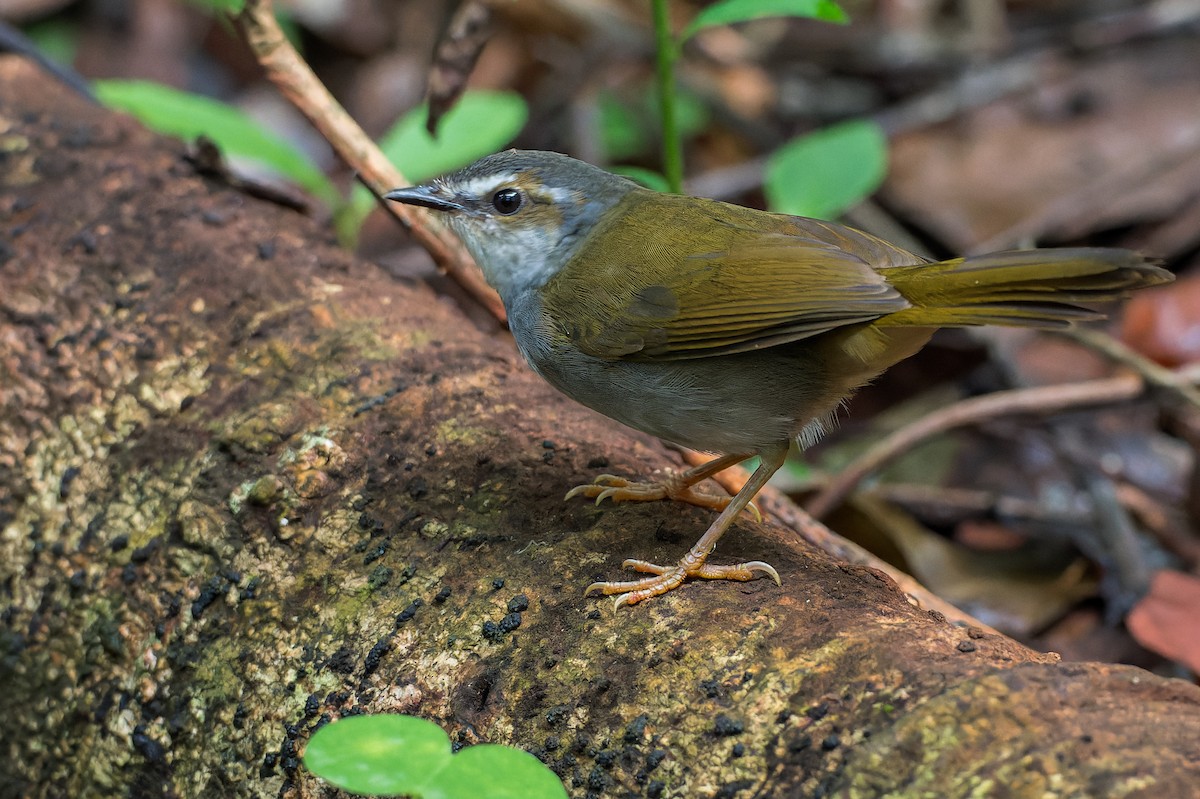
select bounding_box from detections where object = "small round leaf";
[431,744,568,799]
[765,119,887,220]
[304,714,453,796]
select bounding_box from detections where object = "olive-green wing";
[543,231,913,362]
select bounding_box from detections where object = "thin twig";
[234,0,506,323]
[1058,327,1200,411]
[0,20,97,103]
[1115,480,1200,569]
[969,121,1200,254]
[873,54,1045,138]
[842,199,934,260]
[683,157,765,201]
[806,374,1147,519]
[867,482,1093,528]
[684,55,1045,202]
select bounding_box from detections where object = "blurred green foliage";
[680,0,848,41]
[181,0,245,13]
[22,18,78,65]
[638,0,884,217]
[90,0,881,238]
[611,165,674,192]
[599,86,709,162]
[93,79,527,243]
[94,79,341,206]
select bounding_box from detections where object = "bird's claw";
[565,472,751,515]
[585,557,780,609]
[595,487,621,504]
[563,474,631,502]
[737,560,781,585]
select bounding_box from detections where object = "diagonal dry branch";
[805,374,1149,519]
[235,0,505,322]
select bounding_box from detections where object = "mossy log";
[2,59,1198,799]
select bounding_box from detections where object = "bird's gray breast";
[503,290,817,454]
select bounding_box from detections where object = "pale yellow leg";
[584,443,790,608]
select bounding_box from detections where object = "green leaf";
[764,119,887,219]
[682,0,847,40]
[305,715,451,796]
[779,456,814,483]
[304,714,567,799]
[610,166,671,192]
[23,19,79,65]
[93,80,339,206]
[377,91,528,184]
[598,86,709,162]
[342,90,528,243]
[431,745,568,799]
[598,92,649,162]
[182,0,245,12]
[672,88,710,139]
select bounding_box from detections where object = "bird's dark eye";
[491,188,523,215]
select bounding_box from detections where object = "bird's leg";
[565,450,756,516]
[585,443,789,608]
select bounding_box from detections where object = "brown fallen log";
[1,59,1197,799]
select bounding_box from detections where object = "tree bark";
[2,59,1198,799]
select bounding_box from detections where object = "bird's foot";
[565,473,760,520]
[585,557,780,609]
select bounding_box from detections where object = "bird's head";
[386,150,639,302]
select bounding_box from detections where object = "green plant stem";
[651,0,683,193]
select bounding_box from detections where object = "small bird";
[386,150,1172,608]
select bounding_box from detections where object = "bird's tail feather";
[879,248,1172,328]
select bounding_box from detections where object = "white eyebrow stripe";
[541,186,575,203]
[460,173,518,196]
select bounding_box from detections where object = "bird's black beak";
[384,185,463,213]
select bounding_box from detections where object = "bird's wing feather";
[540,192,913,361]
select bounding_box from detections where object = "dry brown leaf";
[1126,569,1200,671]
[427,0,493,135]
[883,40,1200,251]
[842,495,1095,636]
[1120,272,1200,368]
